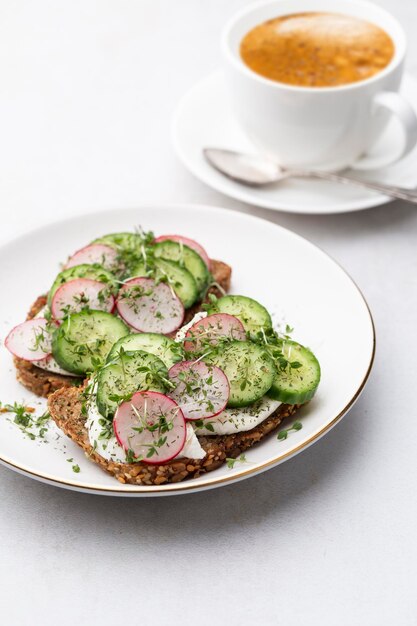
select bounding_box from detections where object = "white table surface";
[1,1,417,624]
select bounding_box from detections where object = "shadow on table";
[0,383,373,542]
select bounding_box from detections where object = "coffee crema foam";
[240,12,395,87]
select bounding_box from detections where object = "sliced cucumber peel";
[153,240,209,295]
[206,340,276,408]
[208,295,272,335]
[52,310,129,375]
[267,340,320,405]
[107,333,184,368]
[96,349,168,418]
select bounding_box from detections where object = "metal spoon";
[203,148,417,204]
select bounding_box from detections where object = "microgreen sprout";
[0,402,50,440]
[226,454,247,469]
[277,421,302,440]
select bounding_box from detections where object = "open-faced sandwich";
[5,230,320,485]
[7,231,231,397]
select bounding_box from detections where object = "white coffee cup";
[222,0,417,171]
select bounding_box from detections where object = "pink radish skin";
[114,391,186,464]
[51,278,115,321]
[168,361,230,420]
[5,318,57,361]
[154,235,211,269]
[64,243,119,270]
[183,313,246,352]
[116,277,184,335]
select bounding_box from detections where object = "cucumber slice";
[93,232,144,250]
[107,333,184,368]
[207,341,276,408]
[153,241,209,294]
[267,340,320,405]
[209,295,272,334]
[92,232,147,275]
[52,310,129,375]
[131,258,198,308]
[48,264,117,308]
[96,350,168,418]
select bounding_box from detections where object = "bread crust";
[48,385,299,485]
[13,259,232,398]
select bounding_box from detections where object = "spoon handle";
[298,169,417,204]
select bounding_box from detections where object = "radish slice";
[51,278,115,321]
[5,318,57,361]
[168,361,230,420]
[154,235,211,269]
[116,277,184,334]
[114,391,186,464]
[64,243,119,270]
[183,313,246,352]
[36,354,73,375]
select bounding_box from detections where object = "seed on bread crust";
[48,385,299,486]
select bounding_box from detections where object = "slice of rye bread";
[13,260,232,398]
[48,385,300,485]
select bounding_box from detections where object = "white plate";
[0,205,375,495]
[172,71,417,214]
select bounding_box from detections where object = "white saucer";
[172,71,417,214]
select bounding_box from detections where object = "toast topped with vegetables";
[5,229,320,486]
[7,231,231,396]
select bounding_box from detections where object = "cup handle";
[352,91,417,171]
